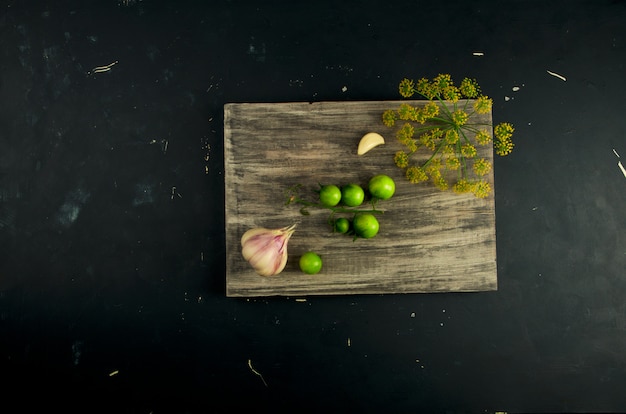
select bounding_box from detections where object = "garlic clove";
[241,224,297,276]
[357,132,385,155]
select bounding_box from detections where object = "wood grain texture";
[224,101,497,297]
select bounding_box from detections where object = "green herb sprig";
[382,74,515,198]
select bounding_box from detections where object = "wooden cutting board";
[223,100,497,297]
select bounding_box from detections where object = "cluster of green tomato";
[298,174,396,275]
[320,174,395,238]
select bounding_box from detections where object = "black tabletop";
[1,1,626,412]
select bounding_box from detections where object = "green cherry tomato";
[299,251,323,274]
[368,174,396,200]
[319,185,342,207]
[333,217,351,234]
[353,213,380,239]
[341,183,365,207]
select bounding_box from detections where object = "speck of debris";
[410,312,416,318]
[512,86,520,92]
[341,86,348,92]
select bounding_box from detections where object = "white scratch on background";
[170,186,182,200]
[89,60,118,75]
[248,359,268,387]
[546,70,566,81]
[472,51,484,56]
[613,149,625,178]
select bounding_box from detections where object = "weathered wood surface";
[224,101,497,297]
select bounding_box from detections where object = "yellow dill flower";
[408,108,422,122]
[416,78,438,99]
[444,129,459,145]
[459,78,480,98]
[472,158,492,176]
[431,127,444,140]
[394,151,410,168]
[382,109,397,127]
[433,175,448,191]
[445,156,460,170]
[495,137,514,156]
[473,95,492,114]
[442,144,456,155]
[419,130,438,151]
[415,77,433,98]
[434,73,453,90]
[453,179,472,193]
[398,103,415,120]
[413,109,427,124]
[399,78,415,98]
[471,180,491,198]
[426,169,441,183]
[406,166,428,184]
[442,85,460,103]
[406,138,418,152]
[396,122,415,143]
[475,129,491,145]
[451,109,469,128]
[422,101,439,119]
[425,158,442,175]
[494,123,515,156]
[461,143,477,158]
[494,122,514,140]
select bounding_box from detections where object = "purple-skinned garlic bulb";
[241,224,297,276]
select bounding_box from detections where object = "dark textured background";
[1,0,625,412]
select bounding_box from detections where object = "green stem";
[458,139,468,180]
[462,99,470,112]
[462,120,493,129]
[411,124,442,135]
[434,95,454,118]
[459,128,473,145]
[428,116,455,125]
[421,138,446,168]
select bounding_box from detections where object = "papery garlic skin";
[241,224,296,276]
